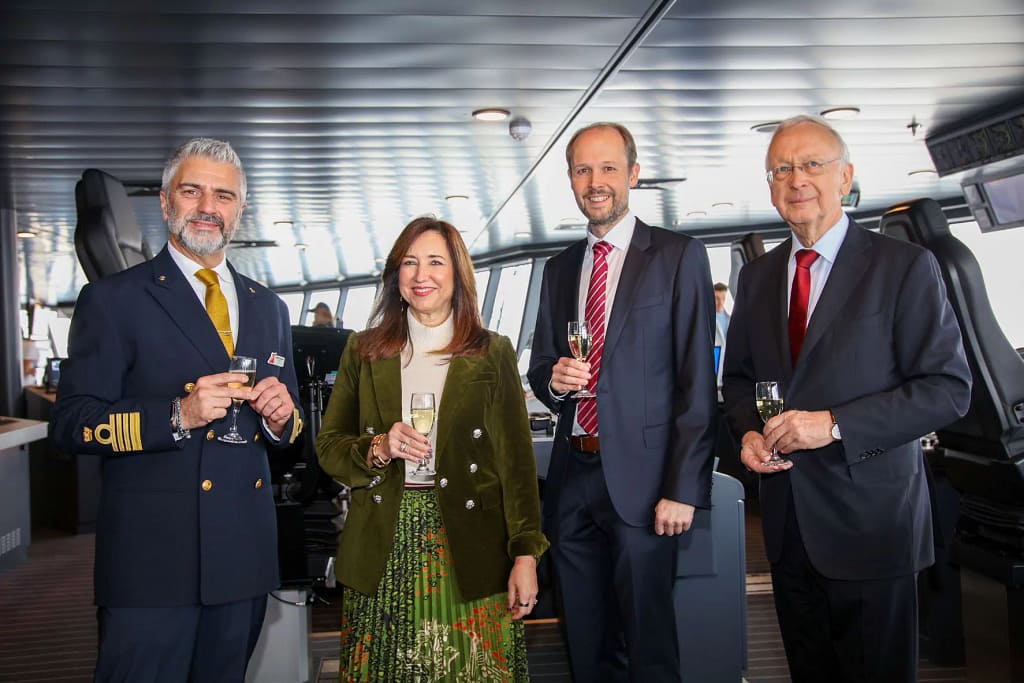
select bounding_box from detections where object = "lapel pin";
[267,352,286,368]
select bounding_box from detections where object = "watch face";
[831,423,841,439]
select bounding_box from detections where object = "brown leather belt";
[570,434,600,453]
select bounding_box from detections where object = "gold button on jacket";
[201,479,213,491]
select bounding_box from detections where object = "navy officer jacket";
[51,246,302,608]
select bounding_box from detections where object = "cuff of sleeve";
[143,399,180,451]
[261,417,281,441]
[548,380,570,402]
[508,533,550,561]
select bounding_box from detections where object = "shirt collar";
[167,240,231,282]
[587,210,635,253]
[789,212,849,264]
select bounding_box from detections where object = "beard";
[579,189,629,229]
[166,203,238,256]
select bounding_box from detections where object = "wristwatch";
[830,411,841,440]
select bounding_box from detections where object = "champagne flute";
[755,381,785,464]
[410,392,436,475]
[567,321,596,398]
[220,356,257,444]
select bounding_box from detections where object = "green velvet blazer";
[315,331,548,601]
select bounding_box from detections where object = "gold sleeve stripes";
[288,408,304,444]
[84,412,143,452]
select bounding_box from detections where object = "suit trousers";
[551,446,681,683]
[95,595,268,683]
[770,489,918,683]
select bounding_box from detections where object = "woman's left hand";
[507,555,539,620]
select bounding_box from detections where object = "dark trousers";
[771,494,918,683]
[95,595,268,683]
[551,447,681,683]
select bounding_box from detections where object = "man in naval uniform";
[51,138,302,682]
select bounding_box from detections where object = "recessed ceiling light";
[514,231,531,238]
[751,121,780,134]
[821,107,861,120]
[16,230,36,238]
[686,211,708,218]
[472,108,510,122]
[711,202,734,209]
[272,220,293,227]
[445,194,470,201]
[294,242,307,250]
[908,169,937,176]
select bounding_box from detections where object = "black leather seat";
[74,169,152,281]
[880,198,1024,504]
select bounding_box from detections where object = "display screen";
[984,173,1024,225]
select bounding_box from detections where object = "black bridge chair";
[728,231,766,295]
[880,197,1024,675]
[879,198,1024,499]
[74,168,153,282]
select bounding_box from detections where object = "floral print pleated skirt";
[338,488,529,682]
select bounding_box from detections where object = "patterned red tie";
[788,248,819,366]
[576,240,612,435]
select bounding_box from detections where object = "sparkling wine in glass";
[567,321,596,398]
[755,381,786,464]
[410,392,436,475]
[220,356,257,444]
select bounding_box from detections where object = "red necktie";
[788,249,819,366]
[576,240,612,435]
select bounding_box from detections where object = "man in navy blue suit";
[722,116,971,682]
[528,123,718,682]
[51,138,302,682]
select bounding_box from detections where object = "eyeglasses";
[766,158,841,183]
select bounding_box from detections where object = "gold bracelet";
[370,433,390,467]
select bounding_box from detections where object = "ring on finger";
[399,441,408,453]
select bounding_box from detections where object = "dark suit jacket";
[722,221,972,580]
[51,246,302,607]
[528,219,718,527]
[315,332,548,602]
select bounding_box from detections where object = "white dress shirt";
[786,212,849,323]
[565,211,637,435]
[166,241,240,349]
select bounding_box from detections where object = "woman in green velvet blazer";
[316,216,547,681]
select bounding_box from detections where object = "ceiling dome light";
[908,169,937,176]
[750,121,780,134]
[272,220,293,228]
[445,194,470,201]
[686,211,708,218]
[711,202,734,209]
[16,229,36,238]
[472,108,510,122]
[821,107,861,120]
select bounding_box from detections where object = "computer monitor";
[290,325,350,392]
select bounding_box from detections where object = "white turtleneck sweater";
[400,310,454,485]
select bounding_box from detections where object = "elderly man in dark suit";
[51,138,302,682]
[528,122,718,683]
[722,115,972,682]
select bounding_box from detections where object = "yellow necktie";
[195,268,234,357]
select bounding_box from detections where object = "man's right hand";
[550,357,592,395]
[179,372,252,430]
[740,431,794,473]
